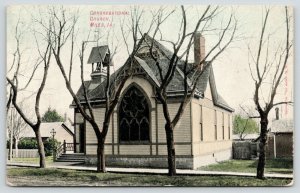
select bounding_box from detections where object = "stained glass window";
[119,86,150,142]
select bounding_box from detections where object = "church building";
[72,33,234,169]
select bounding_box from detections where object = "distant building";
[22,122,74,144]
[267,119,293,158]
[72,33,234,169]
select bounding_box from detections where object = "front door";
[79,123,85,153]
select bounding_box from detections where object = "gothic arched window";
[119,86,150,142]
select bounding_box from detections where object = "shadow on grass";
[249,158,293,169]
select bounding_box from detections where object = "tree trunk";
[34,128,46,168]
[257,116,268,179]
[97,138,106,173]
[165,122,176,176]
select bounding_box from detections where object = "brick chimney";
[275,107,279,120]
[194,32,205,69]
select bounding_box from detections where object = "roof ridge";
[142,33,174,60]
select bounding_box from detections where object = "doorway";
[79,123,85,153]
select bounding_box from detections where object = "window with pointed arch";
[119,85,150,142]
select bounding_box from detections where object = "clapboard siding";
[157,103,191,143]
[202,106,214,142]
[74,124,80,152]
[75,125,80,142]
[119,145,150,155]
[157,105,166,143]
[193,140,232,155]
[113,112,118,143]
[84,108,114,144]
[176,145,192,155]
[217,111,222,140]
[192,102,201,143]
[85,145,112,155]
[158,144,191,155]
[191,98,233,156]
[158,145,167,155]
[151,111,156,143]
[85,109,102,144]
[229,114,232,139]
[85,145,96,155]
[224,112,229,140]
[106,119,113,143]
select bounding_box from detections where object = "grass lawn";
[7,167,292,187]
[8,156,54,164]
[199,158,293,174]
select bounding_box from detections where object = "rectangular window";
[215,125,217,140]
[200,105,203,141]
[222,112,225,140]
[228,114,231,139]
[214,110,217,140]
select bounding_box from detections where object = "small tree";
[42,6,148,172]
[233,114,258,140]
[42,107,64,122]
[7,105,28,158]
[7,13,52,168]
[248,7,293,179]
[146,5,236,176]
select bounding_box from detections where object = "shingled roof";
[270,119,293,133]
[72,34,233,112]
[87,45,109,64]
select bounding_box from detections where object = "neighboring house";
[22,122,74,144]
[72,33,234,169]
[267,118,293,158]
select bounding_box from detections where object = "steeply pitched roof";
[87,46,109,64]
[72,34,233,112]
[208,67,234,111]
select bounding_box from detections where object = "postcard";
[6,4,293,186]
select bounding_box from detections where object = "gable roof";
[270,119,293,133]
[22,122,74,138]
[208,67,233,111]
[87,46,109,64]
[72,34,233,112]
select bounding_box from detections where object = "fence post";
[63,140,66,154]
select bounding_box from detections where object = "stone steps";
[56,153,85,162]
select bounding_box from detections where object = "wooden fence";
[232,141,258,159]
[7,149,39,158]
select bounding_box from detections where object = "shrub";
[18,138,38,149]
[44,138,61,156]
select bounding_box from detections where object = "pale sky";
[6,5,294,121]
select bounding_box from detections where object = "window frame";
[118,84,151,144]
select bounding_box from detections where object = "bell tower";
[87,45,111,83]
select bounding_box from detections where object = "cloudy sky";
[6,4,294,121]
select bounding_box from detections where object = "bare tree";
[7,17,52,168]
[248,7,293,179]
[45,6,146,172]
[7,104,28,158]
[144,5,237,176]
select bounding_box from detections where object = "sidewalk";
[7,162,293,179]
